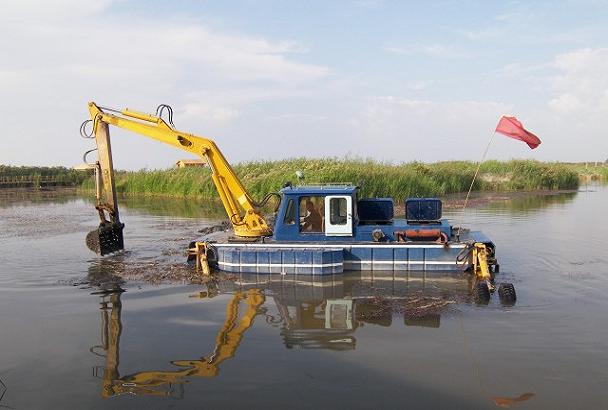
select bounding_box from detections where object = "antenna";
[295,170,304,184]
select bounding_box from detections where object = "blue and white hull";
[193,187,497,277]
[209,238,486,275]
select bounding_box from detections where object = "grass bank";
[80,159,580,199]
[562,162,608,182]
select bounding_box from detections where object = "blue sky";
[2,0,608,169]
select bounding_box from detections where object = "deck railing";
[0,175,80,187]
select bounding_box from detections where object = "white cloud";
[493,62,550,78]
[407,80,433,90]
[382,43,467,58]
[548,93,584,114]
[182,103,240,123]
[0,1,330,168]
[421,44,463,58]
[493,12,524,22]
[492,47,608,161]
[456,27,499,41]
[355,0,385,9]
[548,48,608,115]
[347,97,514,162]
[265,113,328,121]
[2,1,607,168]
[382,45,408,55]
[0,0,116,22]
[531,48,608,161]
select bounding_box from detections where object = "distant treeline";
[0,165,89,186]
[80,159,584,199]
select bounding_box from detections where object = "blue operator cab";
[273,185,359,242]
[272,184,453,243]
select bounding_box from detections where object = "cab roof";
[279,184,358,196]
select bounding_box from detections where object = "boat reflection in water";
[91,272,472,398]
[262,273,466,351]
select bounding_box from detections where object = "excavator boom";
[83,102,273,254]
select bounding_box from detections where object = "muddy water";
[0,188,607,409]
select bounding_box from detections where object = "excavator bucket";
[86,222,125,255]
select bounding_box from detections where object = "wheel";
[498,283,517,306]
[474,281,491,305]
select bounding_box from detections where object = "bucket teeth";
[86,222,125,255]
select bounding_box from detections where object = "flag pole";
[456,131,496,241]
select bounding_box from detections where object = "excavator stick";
[83,120,125,255]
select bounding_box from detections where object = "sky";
[1,0,608,169]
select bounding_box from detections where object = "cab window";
[299,196,324,233]
[283,199,295,225]
[329,197,348,225]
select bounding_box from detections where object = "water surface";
[0,187,607,409]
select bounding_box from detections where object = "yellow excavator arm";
[86,101,272,244]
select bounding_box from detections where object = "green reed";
[80,159,581,199]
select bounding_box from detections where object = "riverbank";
[563,162,608,181]
[79,159,582,199]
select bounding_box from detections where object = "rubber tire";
[474,281,491,305]
[498,283,517,306]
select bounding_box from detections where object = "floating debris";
[197,221,230,235]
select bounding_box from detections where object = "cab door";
[324,195,353,236]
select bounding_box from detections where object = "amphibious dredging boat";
[196,185,494,275]
[78,102,515,304]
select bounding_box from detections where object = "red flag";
[495,116,541,149]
